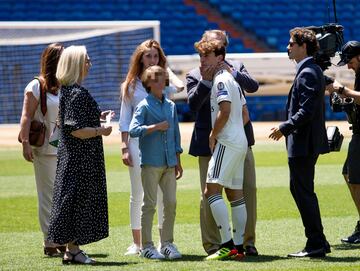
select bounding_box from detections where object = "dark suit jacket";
[186,60,259,156]
[279,58,329,157]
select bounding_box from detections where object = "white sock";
[208,194,232,244]
[231,198,247,246]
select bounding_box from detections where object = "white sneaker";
[160,243,182,259]
[140,246,165,259]
[124,243,140,256]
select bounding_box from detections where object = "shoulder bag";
[18,77,47,147]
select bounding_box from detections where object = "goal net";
[0,21,160,124]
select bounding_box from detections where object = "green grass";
[1,139,360,270]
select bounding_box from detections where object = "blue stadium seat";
[2,0,357,55]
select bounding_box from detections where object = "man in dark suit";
[326,41,360,244]
[269,27,330,257]
[186,30,259,256]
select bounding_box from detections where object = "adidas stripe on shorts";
[206,143,246,189]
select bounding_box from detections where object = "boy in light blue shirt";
[129,65,183,260]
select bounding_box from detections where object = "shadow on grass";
[242,255,289,262]
[331,243,360,251]
[173,254,206,261]
[88,253,109,258]
[314,256,360,263]
[92,261,137,267]
[245,254,360,263]
[180,254,289,262]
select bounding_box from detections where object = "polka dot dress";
[47,84,108,246]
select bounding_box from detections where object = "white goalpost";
[0,21,160,124]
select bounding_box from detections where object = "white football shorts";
[206,143,246,189]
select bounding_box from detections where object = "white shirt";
[25,79,59,155]
[119,78,148,132]
[210,69,248,152]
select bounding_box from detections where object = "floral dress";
[47,84,108,245]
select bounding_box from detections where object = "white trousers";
[33,154,57,239]
[128,137,164,229]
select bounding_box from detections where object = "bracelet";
[338,86,345,95]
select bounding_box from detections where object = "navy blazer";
[279,58,329,157]
[186,60,259,156]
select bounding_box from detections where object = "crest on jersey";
[217,82,225,90]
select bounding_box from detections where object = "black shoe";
[324,241,331,254]
[341,221,360,244]
[235,244,245,253]
[245,245,258,256]
[288,247,326,258]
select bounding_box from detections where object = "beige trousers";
[243,147,257,247]
[141,166,177,248]
[199,146,257,253]
[33,154,57,239]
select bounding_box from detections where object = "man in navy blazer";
[187,30,259,256]
[269,27,330,257]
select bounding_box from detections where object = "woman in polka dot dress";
[47,45,113,265]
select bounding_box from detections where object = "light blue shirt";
[129,93,182,167]
[119,78,178,132]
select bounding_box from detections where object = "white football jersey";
[210,69,248,152]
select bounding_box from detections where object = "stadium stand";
[0,0,357,55]
[0,0,358,123]
[205,0,359,53]
[0,0,250,55]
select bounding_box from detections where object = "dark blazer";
[279,58,329,157]
[186,60,259,156]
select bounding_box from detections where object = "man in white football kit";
[208,70,248,189]
[195,38,248,261]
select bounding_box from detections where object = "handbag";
[18,77,47,147]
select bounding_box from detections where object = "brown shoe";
[245,245,259,256]
[44,246,61,257]
[56,245,67,253]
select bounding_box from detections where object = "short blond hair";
[141,65,169,93]
[56,45,87,86]
[202,29,229,47]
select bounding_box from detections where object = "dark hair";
[290,27,319,56]
[40,43,64,94]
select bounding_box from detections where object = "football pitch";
[1,125,360,271]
